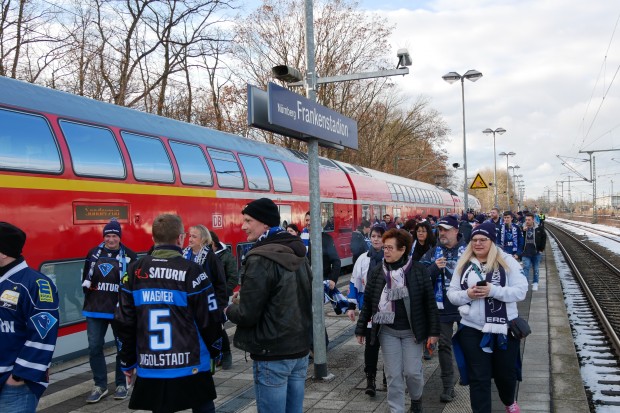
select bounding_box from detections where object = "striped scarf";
[182,245,210,266]
[372,256,413,324]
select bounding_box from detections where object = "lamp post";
[442,69,483,212]
[513,173,523,210]
[508,165,520,210]
[499,151,515,211]
[482,128,506,208]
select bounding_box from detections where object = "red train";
[0,76,480,361]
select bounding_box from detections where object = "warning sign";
[470,173,488,189]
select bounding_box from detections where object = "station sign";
[247,83,358,150]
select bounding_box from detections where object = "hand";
[6,375,25,386]
[356,335,365,345]
[123,369,136,386]
[468,284,491,299]
[513,254,519,260]
[346,309,356,322]
[427,336,439,345]
[435,257,447,269]
[231,292,240,305]
[328,280,335,290]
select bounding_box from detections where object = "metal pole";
[505,158,510,211]
[568,176,572,219]
[304,0,329,380]
[461,78,469,212]
[592,155,597,224]
[493,131,498,208]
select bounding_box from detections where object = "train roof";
[0,76,298,161]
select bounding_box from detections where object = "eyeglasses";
[471,238,490,244]
[382,245,399,251]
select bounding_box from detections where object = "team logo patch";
[98,263,114,277]
[30,312,58,339]
[1,290,20,305]
[121,274,129,285]
[36,280,54,303]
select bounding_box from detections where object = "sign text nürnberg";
[267,82,358,150]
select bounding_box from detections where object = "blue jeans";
[253,355,309,413]
[87,317,124,388]
[0,383,38,413]
[522,254,541,284]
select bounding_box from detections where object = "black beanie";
[0,222,26,259]
[242,198,280,227]
[103,219,122,238]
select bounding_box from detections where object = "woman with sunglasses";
[447,222,528,413]
[355,229,439,413]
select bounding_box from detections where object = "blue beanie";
[470,221,496,243]
[103,219,121,238]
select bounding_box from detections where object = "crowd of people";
[0,202,546,413]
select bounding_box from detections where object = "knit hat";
[0,222,27,259]
[437,215,459,229]
[470,221,497,243]
[474,214,486,224]
[103,219,122,238]
[242,198,280,227]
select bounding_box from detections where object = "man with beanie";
[421,215,467,403]
[226,198,312,413]
[82,218,137,403]
[0,222,59,411]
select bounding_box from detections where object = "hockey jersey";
[82,244,137,319]
[0,258,59,398]
[114,246,222,379]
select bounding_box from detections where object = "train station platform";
[37,244,589,412]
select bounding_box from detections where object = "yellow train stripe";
[0,175,217,198]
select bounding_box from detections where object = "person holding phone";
[447,222,528,413]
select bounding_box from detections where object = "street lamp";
[508,165,521,210]
[442,69,483,211]
[482,127,506,208]
[499,151,515,210]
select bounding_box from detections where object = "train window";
[60,121,125,178]
[406,187,416,203]
[169,141,213,186]
[321,202,335,232]
[412,188,422,203]
[395,185,405,202]
[40,260,85,326]
[0,108,61,173]
[362,205,370,221]
[122,132,174,182]
[264,159,292,192]
[319,158,337,169]
[278,204,292,228]
[239,154,270,191]
[387,183,397,201]
[423,189,432,203]
[434,191,441,203]
[208,148,244,189]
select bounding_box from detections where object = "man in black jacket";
[351,219,371,265]
[226,198,312,413]
[520,213,547,291]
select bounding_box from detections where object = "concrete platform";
[38,242,589,412]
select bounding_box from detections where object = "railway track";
[546,222,620,409]
[551,218,620,244]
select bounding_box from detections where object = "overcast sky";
[242,1,620,202]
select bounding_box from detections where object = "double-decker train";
[0,76,481,361]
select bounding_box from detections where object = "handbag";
[508,317,531,339]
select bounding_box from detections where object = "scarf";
[460,260,508,348]
[500,224,519,253]
[431,244,464,309]
[256,226,287,244]
[82,242,127,289]
[182,244,210,266]
[372,255,413,324]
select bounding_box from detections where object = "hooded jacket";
[227,232,312,359]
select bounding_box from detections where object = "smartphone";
[476,280,487,286]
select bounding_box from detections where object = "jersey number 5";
[149,309,172,351]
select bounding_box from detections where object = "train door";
[278,204,292,228]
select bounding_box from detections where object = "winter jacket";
[355,260,440,345]
[447,251,528,331]
[519,224,547,258]
[350,230,369,265]
[347,248,383,311]
[307,232,341,283]
[214,242,238,297]
[227,232,312,359]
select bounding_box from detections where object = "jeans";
[438,321,456,388]
[253,355,309,413]
[379,326,424,413]
[522,254,541,284]
[87,317,124,388]
[364,327,380,374]
[456,325,520,413]
[0,383,38,413]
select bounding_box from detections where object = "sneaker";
[410,399,423,413]
[221,352,233,370]
[440,386,455,402]
[532,283,539,291]
[114,385,128,400]
[505,401,520,413]
[86,386,108,403]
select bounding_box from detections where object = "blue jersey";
[0,259,59,398]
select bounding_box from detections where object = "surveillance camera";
[397,48,412,67]
[452,163,460,168]
[272,65,304,83]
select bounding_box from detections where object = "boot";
[221,352,232,370]
[383,369,387,386]
[365,372,376,397]
[410,399,423,413]
[440,386,455,402]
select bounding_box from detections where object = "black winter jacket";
[227,232,312,359]
[519,225,547,258]
[355,260,440,345]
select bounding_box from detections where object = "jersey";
[114,248,222,379]
[0,259,59,398]
[82,244,137,319]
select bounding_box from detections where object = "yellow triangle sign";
[470,173,488,189]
